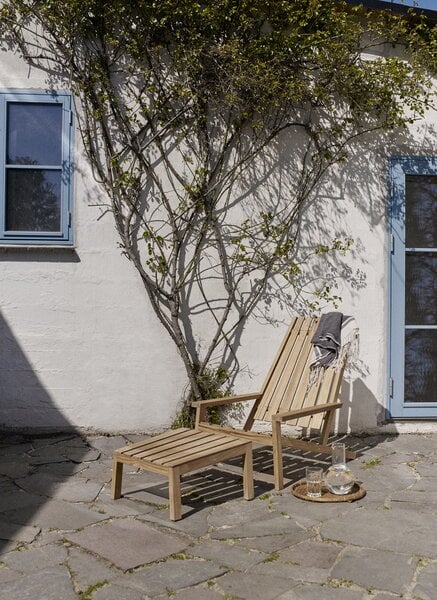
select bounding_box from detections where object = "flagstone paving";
[0,432,436,599]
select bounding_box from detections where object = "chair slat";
[254,317,318,421]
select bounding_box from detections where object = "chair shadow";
[119,433,388,518]
[121,464,272,517]
[225,433,394,489]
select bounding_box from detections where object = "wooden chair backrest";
[252,316,347,429]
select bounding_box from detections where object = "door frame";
[388,155,437,419]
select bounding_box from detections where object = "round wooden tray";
[291,480,366,503]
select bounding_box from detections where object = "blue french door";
[389,157,437,418]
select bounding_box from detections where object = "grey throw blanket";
[310,311,344,367]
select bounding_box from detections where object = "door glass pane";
[7,103,63,166]
[5,169,61,232]
[405,175,437,248]
[404,330,437,403]
[405,252,437,325]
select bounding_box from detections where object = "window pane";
[405,175,437,248]
[7,103,63,166]
[405,330,437,403]
[405,253,437,326]
[6,169,61,232]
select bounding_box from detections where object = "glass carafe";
[325,442,355,495]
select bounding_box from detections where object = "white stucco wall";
[0,55,188,433]
[0,220,187,432]
[0,49,436,434]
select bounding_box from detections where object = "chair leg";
[272,420,284,491]
[168,467,182,521]
[195,404,208,428]
[111,458,124,500]
[319,410,356,459]
[242,444,254,500]
[320,409,336,446]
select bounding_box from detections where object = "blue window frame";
[389,156,437,418]
[0,91,73,245]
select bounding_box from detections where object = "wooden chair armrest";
[192,392,262,409]
[272,402,342,423]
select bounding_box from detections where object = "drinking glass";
[305,466,323,498]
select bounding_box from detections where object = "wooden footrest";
[112,428,254,520]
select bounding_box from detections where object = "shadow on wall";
[338,378,388,434]
[0,310,78,432]
[0,311,92,554]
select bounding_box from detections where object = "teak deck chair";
[193,316,356,490]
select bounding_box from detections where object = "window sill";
[0,244,76,250]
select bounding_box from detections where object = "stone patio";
[0,431,436,599]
